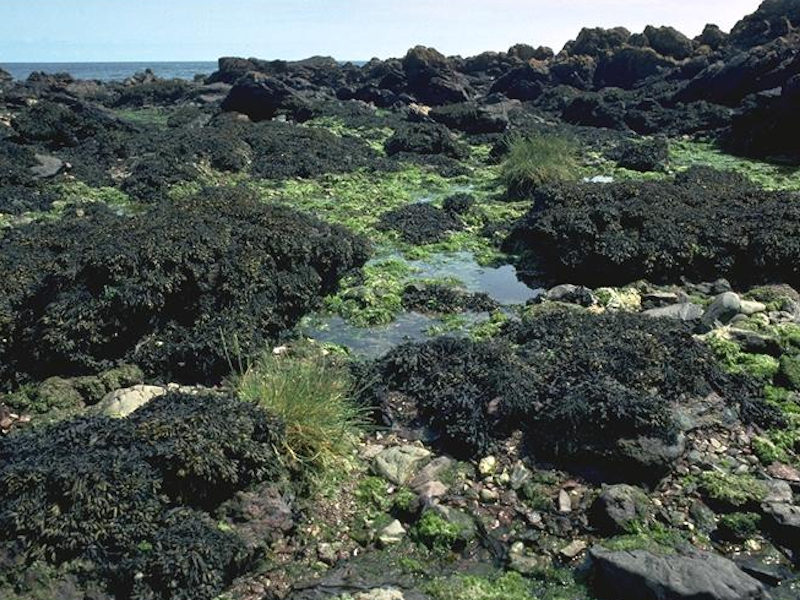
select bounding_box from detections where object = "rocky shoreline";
[2,1,800,599]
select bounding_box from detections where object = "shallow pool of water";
[406,251,542,304]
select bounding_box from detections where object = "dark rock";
[376,202,464,244]
[402,46,471,105]
[542,283,597,306]
[428,101,509,134]
[0,67,12,82]
[509,44,554,61]
[589,547,768,600]
[566,27,632,57]
[698,24,729,50]
[610,137,669,172]
[442,193,475,214]
[403,283,498,314]
[762,502,800,553]
[728,329,783,356]
[643,25,695,60]
[503,169,800,288]
[219,484,294,551]
[594,46,676,89]
[0,187,369,385]
[735,557,794,587]
[489,62,550,100]
[221,72,313,122]
[730,0,800,48]
[550,55,598,89]
[384,122,467,159]
[590,484,651,535]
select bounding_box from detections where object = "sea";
[0,61,220,82]
[1,60,368,82]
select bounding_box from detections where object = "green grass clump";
[235,344,366,484]
[501,135,578,199]
[697,471,768,510]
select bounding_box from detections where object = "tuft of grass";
[501,135,578,199]
[234,343,366,485]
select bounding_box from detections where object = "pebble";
[480,488,499,503]
[558,490,572,513]
[559,540,587,560]
[378,520,406,546]
[478,455,497,477]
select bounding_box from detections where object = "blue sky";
[0,0,763,62]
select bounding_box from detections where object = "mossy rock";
[777,354,800,391]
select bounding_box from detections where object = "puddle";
[406,251,542,304]
[302,312,459,359]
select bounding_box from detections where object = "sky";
[0,0,765,63]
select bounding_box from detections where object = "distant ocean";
[0,62,219,82]
[1,60,368,82]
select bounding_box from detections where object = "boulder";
[30,153,65,179]
[384,122,467,159]
[762,502,800,552]
[93,384,168,418]
[489,61,550,100]
[610,137,669,172]
[428,101,509,133]
[550,55,598,89]
[643,25,695,60]
[697,24,729,50]
[508,44,554,61]
[590,484,651,535]
[373,445,431,485]
[701,292,742,328]
[402,46,471,105]
[220,72,313,122]
[730,0,800,48]
[594,46,677,89]
[0,67,12,82]
[566,27,632,57]
[590,547,769,600]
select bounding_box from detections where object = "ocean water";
[0,61,219,82]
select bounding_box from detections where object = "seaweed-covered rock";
[442,192,475,214]
[643,25,695,60]
[428,102,509,134]
[609,137,669,172]
[729,0,800,48]
[0,187,369,385]
[401,46,472,105]
[594,46,676,89]
[376,202,464,244]
[0,393,284,600]
[221,72,313,122]
[358,308,767,480]
[384,122,468,159]
[489,62,550,100]
[565,27,632,58]
[503,168,800,287]
[402,283,499,314]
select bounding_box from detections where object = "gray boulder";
[644,25,695,60]
[701,292,741,328]
[762,502,800,553]
[590,484,651,535]
[643,302,703,321]
[590,547,768,600]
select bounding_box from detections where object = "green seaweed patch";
[303,116,394,153]
[113,107,172,128]
[717,512,761,542]
[696,471,768,510]
[704,333,780,380]
[325,259,417,327]
[601,521,687,555]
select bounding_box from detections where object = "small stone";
[481,488,499,503]
[496,470,511,486]
[559,540,587,560]
[509,552,546,575]
[416,480,447,499]
[478,455,497,477]
[510,541,526,554]
[558,489,572,513]
[378,520,406,546]
[353,589,405,600]
[373,445,431,485]
[510,461,532,489]
[317,542,337,565]
[739,300,767,315]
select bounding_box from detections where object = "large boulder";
[723,73,800,162]
[697,24,729,50]
[508,43,554,61]
[489,61,550,100]
[402,46,471,105]
[565,27,632,57]
[220,72,313,122]
[590,484,651,535]
[730,0,800,48]
[589,547,768,600]
[676,33,800,105]
[594,46,676,89]
[643,25,695,60]
[550,55,598,89]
